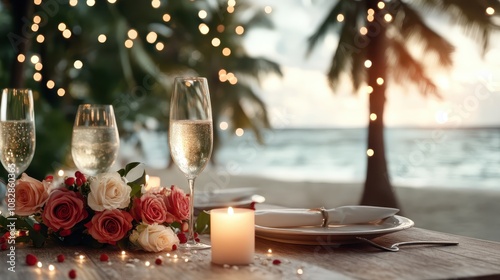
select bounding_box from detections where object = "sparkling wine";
[71,126,119,175]
[0,121,35,175]
[170,120,213,178]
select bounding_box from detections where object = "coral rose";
[42,189,88,231]
[9,173,50,216]
[163,186,190,223]
[87,172,131,211]
[129,223,179,252]
[130,190,173,224]
[85,209,133,245]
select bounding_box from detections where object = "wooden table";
[1,227,500,280]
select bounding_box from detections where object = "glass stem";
[187,178,196,245]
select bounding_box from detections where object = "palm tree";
[307,0,500,208]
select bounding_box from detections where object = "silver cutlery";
[356,237,459,252]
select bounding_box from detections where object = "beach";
[150,167,500,243]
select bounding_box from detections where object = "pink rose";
[85,209,133,245]
[163,186,190,223]
[42,189,88,231]
[9,173,50,216]
[130,191,173,224]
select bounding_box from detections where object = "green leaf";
[195,211,210,234]
[129,170,146,198]
[117,162,141,177]
[15,217,47,248]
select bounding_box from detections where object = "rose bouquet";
[0,163,193,252]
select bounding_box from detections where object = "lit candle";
[211,207,254,265]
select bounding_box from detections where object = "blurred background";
[0,0,499,238]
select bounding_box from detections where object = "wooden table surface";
[1,227,500,280]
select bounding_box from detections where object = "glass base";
[179,241,211,250]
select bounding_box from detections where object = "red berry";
[155,258,162,265]
[272,259,281,265]
[194,232,198,238]
[33,223,42,231]
[26,254,38,266]
[99,254,109,262]
[45,175,54,181]
[0,237,6,244]
[194,238,200,243]
[172,244,177,251]
[75,171,83,178]
[57,254,65,263]
[177,233,187,244]
[76,178,83,187]
[65,177,75,186]
[1,243,7,250]
[18,230,27,237]
[250,201,256,210]
[69,269,77,279]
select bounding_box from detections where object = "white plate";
[255,215,414,245]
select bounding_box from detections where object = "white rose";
[132,223,179,252]
[87,172,131,211]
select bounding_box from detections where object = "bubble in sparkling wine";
[0,120,35,174]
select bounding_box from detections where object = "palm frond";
[395,1,454,67]
[387,37,438,96]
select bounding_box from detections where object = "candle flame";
[228,207,234,215]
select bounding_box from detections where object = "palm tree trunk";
[360,1,400,209]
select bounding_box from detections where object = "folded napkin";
[255,206,399,228]
[195,187,255,204]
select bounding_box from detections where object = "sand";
[148,167,500,242]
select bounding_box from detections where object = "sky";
[244,0,500,128]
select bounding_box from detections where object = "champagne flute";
[169,77,213,250]
[0,88,36,177]
[71,104,119,176]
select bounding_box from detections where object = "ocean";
[214,127,500,190]
[130,127,500,190]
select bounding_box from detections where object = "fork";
[356,237,459,252]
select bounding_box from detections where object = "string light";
[46,80,55,89]
[264,6,272,14]
[384,14,393,22]
[37,262,43,268]
[151,0,160,8]
[337,14,344,22]
[366,86,373,94]
[17,54,25,63]
[368,9,375,15]
[155,42,164,51]
[235,25,244,35]
[98,34,107,43]
[87,0,95,6]
[377,1,385,9]
[127,29,138,40]
[370,113,377,121]
[74,60,83,69]
[376,77,384,85]
[35,62,43,71]
[222,47,231,56]
[297,268,304,275]
[360,27,368,35]
[228,0,236,7]
[31,24,39,32]
[198,10,207,19]
[162,14,171,22]
[367,149,374,157]
[34,0,42,5]
[211,37,221,47]
[62,29,72,39]
[36,34,45,43]
[219,122,228,130]
[33,15,41,24]
[146,32,158,43]
[367,15,374,22]
[217,24,225,33]
[30,55,40,64]
[58,170,64,176]
[48,264,55,271]
[227,6,235,13]
[199,23,209,35]
[57,88,65,97]
[124,39,134,48]
[486,7,495,15]
[69,0,78,7]
[235,128,244,136]
[108,0,117,3]
[364,60,372,68]
[33,72,42,81]
[58,23,66,31]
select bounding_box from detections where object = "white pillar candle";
[211,207,254,265]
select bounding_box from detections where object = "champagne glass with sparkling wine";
[169,77,213,249]
[71,104,119,176]
[0,88,36,177]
